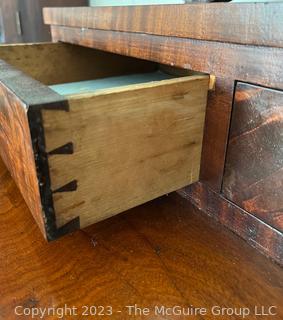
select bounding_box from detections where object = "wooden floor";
[0,158,282,320]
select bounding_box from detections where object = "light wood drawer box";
[0,42,209,240]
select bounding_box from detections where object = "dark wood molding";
[179,183,283,266]
[44,3,283,48]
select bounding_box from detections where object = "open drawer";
[0,43,209,240]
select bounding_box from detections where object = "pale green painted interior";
[49,71,175,96]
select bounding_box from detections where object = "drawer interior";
[0,42,203,97]
[0,42,158,85]
[49,71,176,96]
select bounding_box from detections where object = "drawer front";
[222,82,283,232]
[0,42,209,240]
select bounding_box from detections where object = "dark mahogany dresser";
[0,3,282,263]
[0,3,282,262]
[0,3,283,319]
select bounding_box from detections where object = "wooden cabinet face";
[222,82,283,232]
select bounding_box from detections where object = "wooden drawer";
[0,42,209,240]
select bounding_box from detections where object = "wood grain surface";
[43,75,209,229]
[0,82,45,236]
[180,182,283,266]
[222,83,283,232]
[0,158,283,319]
[43,3,283,48]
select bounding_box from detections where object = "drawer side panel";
[43,76,209,228]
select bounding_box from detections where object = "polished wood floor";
[0,158,282,319]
